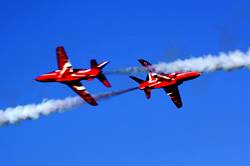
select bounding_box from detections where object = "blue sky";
[0,0,250,165]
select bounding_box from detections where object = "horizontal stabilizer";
[97,73,111,88]
[98,61,110,69]
[144,89,151,99]
[129,76,144,84]
[91,59,110,69]
[90,59,111,87]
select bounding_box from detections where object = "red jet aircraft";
[35,46,111,106]
[130,59,200,108]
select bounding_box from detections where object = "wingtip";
[138,59,152,67]
[176,104,183,108]
[104,60,110,66]
[56,46,64,50]
[97,60,110,69]
[102,80,112,88]
[138,59,146,64]
[105,84,112,88]
[90,101,98,106]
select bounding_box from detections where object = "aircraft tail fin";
[130,76,152,99]
[90,59,98,69]
[90,59,110,69]
[90,59,111,88]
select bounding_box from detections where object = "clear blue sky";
[0,0,250,165]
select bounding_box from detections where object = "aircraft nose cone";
[192,72,201,79]
[35,76,43,82]
[195,72,201,77]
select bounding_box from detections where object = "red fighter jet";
[35,46,111,106]
[130,59,200,108]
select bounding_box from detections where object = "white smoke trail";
[107,48,250,74]
[0,88,137,126]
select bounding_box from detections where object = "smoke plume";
[107,49,250,74]
[0,87,137,126]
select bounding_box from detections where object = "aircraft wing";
[56,46,73,70]
[163,86,182,108]
[66,81,98,106]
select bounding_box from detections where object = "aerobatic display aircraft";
[35,46,111,106]
[130,59,200,108]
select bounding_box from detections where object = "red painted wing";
[56,46,72,70]
[66,81,98,106]
[163,86,182,108]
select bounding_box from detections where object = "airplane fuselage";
[36,68,101,83]
[139,71,200,90]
